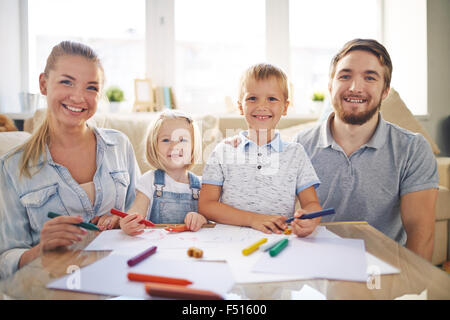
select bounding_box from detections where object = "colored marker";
[127,246,157,267]
[145,283,223,300]
[165,224,189,232]
[242,238,267,256]
[128,272,192,286]
[47,212,100,231]
[259,238,286,252]
[110,208,155,227]
[285,208,335,223]
[269,238,289,257]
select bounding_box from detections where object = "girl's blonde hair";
[18,41,104,178]
[145,110,202,172]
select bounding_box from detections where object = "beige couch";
[1,88,449,265]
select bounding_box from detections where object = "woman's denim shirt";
[0,127,140,279]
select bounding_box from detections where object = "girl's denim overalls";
[148,169,200,224]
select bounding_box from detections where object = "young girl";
[199,63,322,237]
[120,110,207,235]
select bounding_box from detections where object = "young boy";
[198,63,322,237]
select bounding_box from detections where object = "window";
[289,0,380,115]
[27,0,146,110]
[174,0,265,114]
[22,0,426,116]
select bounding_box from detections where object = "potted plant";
[106,86,125,112]
[309,90,326,117]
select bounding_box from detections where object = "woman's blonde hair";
[145,110,202,172]
[18,41,104,178]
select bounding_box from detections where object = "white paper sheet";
[252,237,368,282]
[82,224,399,284]
[47,252,235,299]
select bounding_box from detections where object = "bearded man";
[295,39,439,261]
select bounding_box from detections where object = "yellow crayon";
[242,238,268,256]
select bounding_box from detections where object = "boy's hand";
[291,209,320,237]
[119,213,146,236]
[250,214,288,234]
[90,214,120,231]
[223,135,242,148]
[185,212,207,232]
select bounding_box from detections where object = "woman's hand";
[119,213,146,236]
[250,214,288,234]
[184,212,207,232]
[90,214,120,231]
[291,209,320,237]
[40,215,87,252]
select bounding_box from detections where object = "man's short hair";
[329,39,393,92]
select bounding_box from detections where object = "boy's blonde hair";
[145,110,202,172]
[18,41,104,178]
[238,63,290,102]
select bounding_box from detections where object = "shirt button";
[257,165,262,169]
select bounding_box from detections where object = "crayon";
[285,208,335,223]
[242,238,267,256]
[145,283,223,300]
[128,272,192,286]
[127,246,157,267]
[110,208,155,227]
[269,238,289,257]
[259,238,286,252]
[47,212,100,231]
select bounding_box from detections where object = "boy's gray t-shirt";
[202,131,320,217]
[295,113,439,245]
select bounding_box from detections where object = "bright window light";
[174,0,265,114]
[27,0,146,109]
[289,0,379,115]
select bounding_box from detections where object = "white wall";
[383,0,428,115]
[0,0,22,113]
[423,0,450,156]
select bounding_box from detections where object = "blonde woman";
[0,41,139,279]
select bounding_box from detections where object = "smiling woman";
[0,41,140,280]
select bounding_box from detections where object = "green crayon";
[269,238,289,257]
[48,212,100,231]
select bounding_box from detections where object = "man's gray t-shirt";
[202,131,320,218]
[295,113,439,245]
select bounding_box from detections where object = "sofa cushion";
[0,131,31,157]
[380,88,440,155]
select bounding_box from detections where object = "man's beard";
[334,95,382,125]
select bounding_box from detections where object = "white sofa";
[1,88,449,265]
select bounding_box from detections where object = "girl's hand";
[40,215,87,252]
[90,214,120,231]
[184,212,207,232]
[291,209,320,237]
[119,213,146,236]
[250,214,288,234]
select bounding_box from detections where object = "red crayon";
[145,283,223,300]
[110,208,155,227]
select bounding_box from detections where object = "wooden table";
[1,222,449,300]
